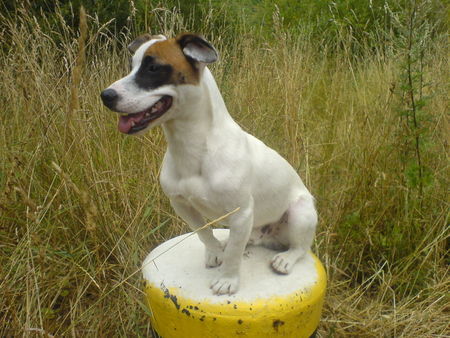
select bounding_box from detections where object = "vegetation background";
[0,0,448,336]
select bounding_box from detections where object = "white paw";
[210,275,240,295]
[205,246,224,268]
[271,251,299,274]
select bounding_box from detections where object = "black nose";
[100,88,119,109]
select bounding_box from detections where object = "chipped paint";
[161,282,180,310]
[273,319,285,332]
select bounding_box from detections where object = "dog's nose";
[100,88,119,108]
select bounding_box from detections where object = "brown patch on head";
[144,38,199,85]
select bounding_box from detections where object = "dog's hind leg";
[170,199,224,268]
[248,218,288,251]
[271,195,317,274]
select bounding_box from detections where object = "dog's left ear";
[128,34,152,54]
[176,33,218,64]
[128,34,168,53]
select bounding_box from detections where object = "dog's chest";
[160,171,227,219]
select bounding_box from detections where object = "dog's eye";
[147,64,159,73]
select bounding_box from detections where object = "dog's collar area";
[118,95,173,134]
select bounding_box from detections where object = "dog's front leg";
[170,199,224,268]
[210,199,254,295]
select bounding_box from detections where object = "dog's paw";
[271,251,300,274]
[205,246,224,268]
[210,275,240,295]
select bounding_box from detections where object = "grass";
[0,5,448,337]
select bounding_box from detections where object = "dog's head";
[100,33,218,135]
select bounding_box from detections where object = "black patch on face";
[134,55,173,90]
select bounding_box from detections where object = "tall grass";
[0,4,448,337]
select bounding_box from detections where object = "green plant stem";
[406,1,424,198]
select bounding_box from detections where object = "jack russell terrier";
[100,33,317,295]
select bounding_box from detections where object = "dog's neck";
[162,68,237,176]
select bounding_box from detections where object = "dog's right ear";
[128,34,152,54]
[176,33,218,64]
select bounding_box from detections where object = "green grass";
[0,4,448,337]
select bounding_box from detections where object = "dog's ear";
[128,34,152,54]
[128,34,167,54]
[176,33,218,64]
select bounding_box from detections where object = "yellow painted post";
[143,230,326,338]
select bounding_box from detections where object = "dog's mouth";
[118,95,173,134]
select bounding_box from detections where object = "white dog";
[101,33,317,295]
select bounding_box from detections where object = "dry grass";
[0,7,448,337]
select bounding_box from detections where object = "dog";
[100,33,317,295]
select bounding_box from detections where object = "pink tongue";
[118,111,146,133]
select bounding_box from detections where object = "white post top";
[142,229,319,303]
